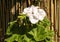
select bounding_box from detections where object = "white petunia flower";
[23,5,46,24]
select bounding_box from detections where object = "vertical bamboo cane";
[51,0,55,42]
[58,0,60,42]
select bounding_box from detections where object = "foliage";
[5,14,54,42]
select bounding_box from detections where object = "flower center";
[32,12,34,14]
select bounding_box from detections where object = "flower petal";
[38,9,46,21]
[23,7,32,14]
[28,15,39,24]
[29,17,39,24]
[38,9,46,17]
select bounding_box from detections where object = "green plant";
[5,5,54,42]
[5,16,54,42]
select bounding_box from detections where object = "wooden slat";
[54,0,58,42]
[58,7,60,42]
[0,1,1,28]
[58,0,60,37]
[43,0,48,16]
[51,0,54,30]
[5,0,10,30]
[48,0,51,20]
[28,0,31,6]
[56,0,60,42]
[40,0,44,9]
[58,0,60,42]
[1,0,5,42]
[10,0,14,21]
[51,0,56,42]
[23,0,27,9]
[0,0,2,41]
[0,0,1,29]
[55,0,60,42]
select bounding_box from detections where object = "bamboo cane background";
[0,0,60,42]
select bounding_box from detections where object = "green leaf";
[6,20,17,35]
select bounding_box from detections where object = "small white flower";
[23,5,46,24]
